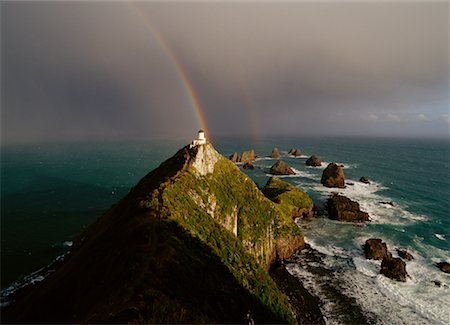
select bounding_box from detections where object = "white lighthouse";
[190,129,207,148]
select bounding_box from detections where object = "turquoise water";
[1,140,186,287]
[1,137,449,322]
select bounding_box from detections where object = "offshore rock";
[2,142,303,324]
[243,162,255,170]
[397,249,414,261]
[321,163,345,188]
[360,176,370,184]
[305,154,321,167]
[271,148,281,158]
[269,160,295,175]
[288,148,302,157]
[364,239,392,260]
[240,149,255,163]
[437,262,450,274]
[381,257,408,282]
[262,177,314,219]
[229,152,240,163]
[327,194,370,222]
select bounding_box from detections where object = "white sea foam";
[414,239,450,262]
[287,151,449,324]
[352,256,380,277]
[254,157,276,161]
[298,238,450,325]
[63,241,73,247]
[264,167,313,179]
[308,179,429,225]
[344,163,358,169]
[306,162,357,170]
[285,262,342,325]
[1,254,66,307]
[304,237,344,257]
[307,162,328,169]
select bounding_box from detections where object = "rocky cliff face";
[159,143,303,270]
[3,142,304,324]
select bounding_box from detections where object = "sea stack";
[229,152,240,163]
[270,160,296,175]
[321,163,345,188]
[327,194,370,222]
[360,176,370,184]
[364,239,392,260]
[306,154,322,167]
[288,148,302,157]
[271,148,281,158]
[240,149,256,163]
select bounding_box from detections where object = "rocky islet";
[321,163,346,188]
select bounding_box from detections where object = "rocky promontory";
[3,142,307,324]
[263,176,314,219]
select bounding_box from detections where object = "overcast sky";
[1,1,449,144]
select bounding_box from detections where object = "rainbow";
[127,3,209,137]
[240,85,262,150]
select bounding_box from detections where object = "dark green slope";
[3,143,308,323]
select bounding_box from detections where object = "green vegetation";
[3,144,306,324]
[263,176,313,218]
[161,156,300,322]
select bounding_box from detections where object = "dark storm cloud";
[1,2,448,143]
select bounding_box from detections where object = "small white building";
[190,129,207,148]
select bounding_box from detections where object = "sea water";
[1,137,449,323]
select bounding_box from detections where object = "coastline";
[285,244,374,325]
[2,138,449,323]
[270,258,325,325]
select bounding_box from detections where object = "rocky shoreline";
[230,145,450,323]
[270,260,325,325]
[285,244,375,325]
[2,143,450,324]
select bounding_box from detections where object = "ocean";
[1,137,449,324]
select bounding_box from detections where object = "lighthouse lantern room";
[190,129,207,148]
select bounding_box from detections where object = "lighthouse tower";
[190,129,207,148]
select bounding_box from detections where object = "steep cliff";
[3,142,305,323]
